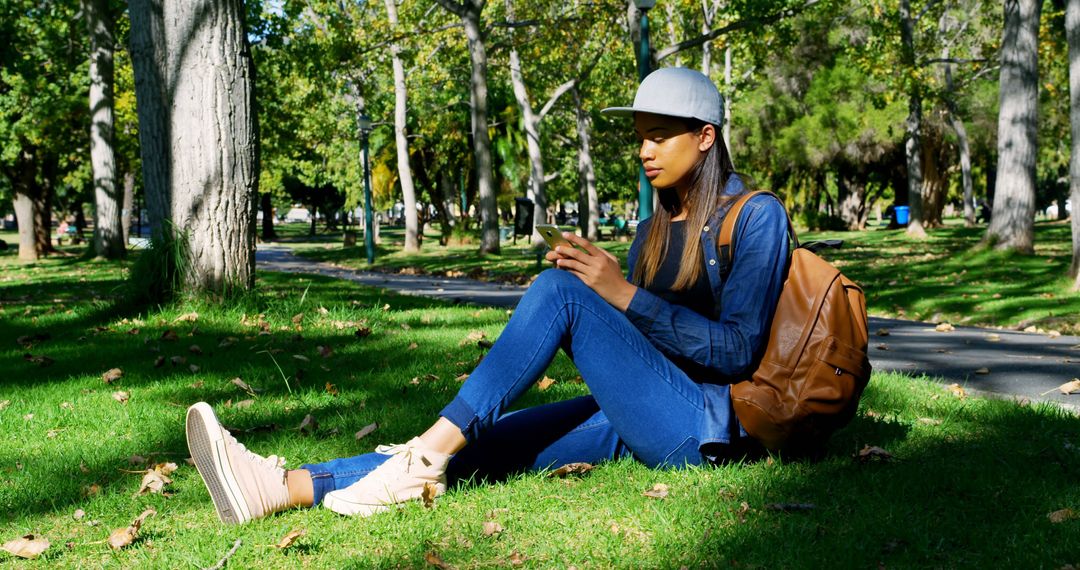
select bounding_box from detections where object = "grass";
[2,250,1079,568]
[278,219,1080,334]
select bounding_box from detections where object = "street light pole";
[358,113,375,264]
[634,0,656,222]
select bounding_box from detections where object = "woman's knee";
[528,269,589,303]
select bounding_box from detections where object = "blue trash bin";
[894,205,910,225]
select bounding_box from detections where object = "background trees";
[3,0,1078,290]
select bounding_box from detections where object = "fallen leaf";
[272,529,305,549]
[230,377,257,396]
[161,329,179,341]
[325,382,339,396]
[875,343,888,350]
[1048,508,1077,523]
[974,367,990,375]
[136,462,177,495]
[317,345,333,358]
[482,521,503,537]
[1,534,50,559]
[107,507,155,549]
[876,328,890,336]
[455,373,469,382]
[298,414,318,435]
[935,323,954,332]
[548,462,594,478]
[354,327,372,338]
[856,445,893,462]
[60,401,73,410]
[112,391,130,404]
[355,422,379,440]
[986,334,1001,342]
[173,312,199,323]
[153,356,165,368]
[189,344,203,355]
[46,429,60,438]
[424,551,453,569]
[83,483,101,496]
[169,355,186,366]
[537,376,556,391]
[73,509,85,520]
[102,368,123,384]
[24,354,55,367]
[382,304,391,311]
[917,418,942,426]
[1056,379,1080,395]
[291,313,304,325]
[735,502,751,522]
[509,551,525,566]
[0,400,9,411]
[643,483,670,499]
[407,342,419,350]
[129,454,146,465]
[1024,325,1038,333]
[1048,330,1062,338]
[188,364,200,373]
[947,383,967,397]
[421,482,438,508]
[461,330,486,347]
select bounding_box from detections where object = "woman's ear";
[697,124,717,152]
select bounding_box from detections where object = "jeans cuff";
[300,462,336,506]
[439,396,480,443]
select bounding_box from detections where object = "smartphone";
[536,225,576,251]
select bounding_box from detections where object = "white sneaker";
[185,402,291,524]
[323,437,450,517]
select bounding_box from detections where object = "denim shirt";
[624,175,789,448]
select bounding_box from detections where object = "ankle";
[286,469,314,507]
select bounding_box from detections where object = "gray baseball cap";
[601,67,725,126]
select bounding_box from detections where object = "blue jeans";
[303,269,739,506]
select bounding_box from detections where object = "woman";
[184,67,790,524]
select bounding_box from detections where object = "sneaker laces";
[373,442,420,472]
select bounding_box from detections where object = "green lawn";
[1,252,1078,568]
[280,219,1080,334]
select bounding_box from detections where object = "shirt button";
[703,225,710,232]
[709,259,717,266]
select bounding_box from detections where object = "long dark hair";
[631,118,742,290]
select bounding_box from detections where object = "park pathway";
[257,245,1080,411]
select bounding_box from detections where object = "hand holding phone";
[536,224,576,251]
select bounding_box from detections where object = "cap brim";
[600,106,637,116]
[600,105,700,121]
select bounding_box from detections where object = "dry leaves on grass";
[482,521,504,537]
[1048,508,1077,523]
[460,330,486,347]
[107,507,156,550]
[935,323,955,332]
[298,415,318,435]
[102,368,123,384]
[112,391,130,404]
[160,329,179,341]
[189,344,202,355]
[23,353,55,367]
[421,482,438,508]
[856,445,893,462]
[354,326,372,338]
[136,462,178,496]
[173,312,199,323]
[537,376,556,391]
[272,529,305,549]
[1,535,50,559]
[355,422,378,441]
[317,345,334,358]
[947,383,967,398]
[643,483,670,499]
[547,462,594,478]
[425,551,455,569]
[230,377,258,396]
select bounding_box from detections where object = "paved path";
[257,245,1080,410]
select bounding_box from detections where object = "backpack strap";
[716,190,799,277]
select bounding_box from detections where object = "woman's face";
[634,112,715,192]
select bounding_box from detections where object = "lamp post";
[634,0,656,222]
[357,113,375,264]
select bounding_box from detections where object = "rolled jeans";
[303,269,730,506]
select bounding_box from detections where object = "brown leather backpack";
[718,191,871,451]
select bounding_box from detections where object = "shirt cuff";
[624,286,665,335]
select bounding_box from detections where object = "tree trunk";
[128,0,257,295]
[920,131,948,228]
[85,0,124,259]
[442,1,499,254]
[573,88,600,242]
[987,0,1041,253]
[837,170,869,230]
[36,155,58,255]
[260,192,276,240]
[899,0,927,237]
[940,18,976,228]
[384,0,420,253]
[13,193,37,261]
[723,46,732,148]
[508,47,548,246]
[122,170,135,242]
[1067,0,1080,286]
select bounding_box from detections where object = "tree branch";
[920,57,989,66]
[433,0,467,18]
[656,0,820,61]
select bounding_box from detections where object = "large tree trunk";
[437,0,498,253]
[987,0,1041,253]
[36,155,58,255]
[899,0,927,237]
[1067,0,1080,287]
[13,193,37,261]
[384,0,420,252]
[837,169,869,230]
[128,0,258,295]
[508,47,548,246]
[85,0,124,259]
[941,15,976,228]
[573,88,600,242]
[121,170,135,242]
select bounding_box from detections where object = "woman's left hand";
[549,233,637,311]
